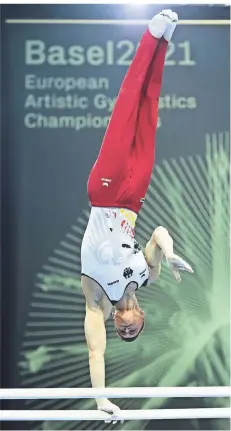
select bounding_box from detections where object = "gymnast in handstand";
[81,10,194,415]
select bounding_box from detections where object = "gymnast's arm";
[81,276,108,397]
[144,226,173,282]
[144,226,193,283]
[84,301,107,395]
[82,276,120,413]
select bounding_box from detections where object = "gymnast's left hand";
[166,253,194,283]
[97,398,124,424]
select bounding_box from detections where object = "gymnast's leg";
[129,39,169,213]
[87,16,167,208]
[128,11,178,214]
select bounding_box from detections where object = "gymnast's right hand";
[97,398,124,424]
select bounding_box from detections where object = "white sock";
[164,12,178,42]
[148,12,169,39]
[148,10,178,42]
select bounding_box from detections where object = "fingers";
[99,409,124,424]
[183,261,194,273]
[172,269,181,283]
[105,418,124,424]
[167,255,194,283]
[176,259,194,273]
[168,256,194,273]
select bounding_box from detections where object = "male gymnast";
[81,10,194,416]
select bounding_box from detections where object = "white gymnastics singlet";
[81,207,150,304]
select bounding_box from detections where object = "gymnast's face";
[113,307,145,341]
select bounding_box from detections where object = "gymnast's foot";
[149,9,178,42]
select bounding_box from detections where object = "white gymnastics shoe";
[162,10,178,42]
[148,9,178,42]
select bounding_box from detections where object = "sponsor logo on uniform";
[123,267,133,279]
[107,280,119,286]
[140,268,147,278]
[133,240,142,254]
[101,178,112,187]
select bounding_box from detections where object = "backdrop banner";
[1,4,230,431]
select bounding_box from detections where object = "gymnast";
[81,10,194,416]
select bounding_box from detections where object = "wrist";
[165,252,173,259]
[96,397,107,406]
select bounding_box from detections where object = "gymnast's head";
[113,306,145,342]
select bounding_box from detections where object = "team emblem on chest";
[123,267,134,279]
